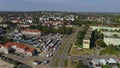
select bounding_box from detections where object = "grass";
[100,46,120,56]
[69,41,93,55]
[68,59,78,68]
[58,43,66,55]
[64,59,68,67]
[54,58,59,66]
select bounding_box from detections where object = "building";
[91,58,117,68]
[83,28,93,49]
[101,31,120,37]
[100,59,106,65]
[26,48,35,56]
[90,26,120,46]
[104,36,120,46]
[21,29,42,35]
[91,58,102,68]
[0,44,12,54]
[107,58,117,66]
[90,26,120,31]
[0,42,36,56]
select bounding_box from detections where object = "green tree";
[76,62,86,68]
[96,39,106,47]
[102,65,112,68]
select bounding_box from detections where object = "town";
[0,11,120,68]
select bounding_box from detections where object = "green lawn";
[69,41,93,55]
[54,59,59,66]
[64,59,68,67]
[100,46,120,56]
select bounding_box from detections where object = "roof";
[0,44,3,47]
[6,42,32,50]
[92,58,100,64]
[4,45,10,49]
[100,59,106,64]
[107,58,117,63]
[26,48,35,53]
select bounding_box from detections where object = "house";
[107,58,117,66]
[26,48,35,56]
[0,44,12,54]
[100,59,106,65]
[3,42,36,56]
[92,58,102,68]
[21,29,42,35]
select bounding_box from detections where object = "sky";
[0,0,120,12]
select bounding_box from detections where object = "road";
[3,53,50,68]
[68,55,118,67]
[50,26,80,68]
[3,54,33,67]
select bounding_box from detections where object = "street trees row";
[29,25,73,35]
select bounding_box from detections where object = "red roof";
[6,42,29,50]
[0,44,3,47]
[20,45,28,50]
[4,45,10,49]
[26,48,35,53]
[5,42,35,52]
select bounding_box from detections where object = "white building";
[83,28,92,49]
[100,59,106,65]
[104,36,120,46]
[21,29,42,35]
[90,26,120,31]
[102,31,120,37]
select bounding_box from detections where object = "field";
[69,41,93,55]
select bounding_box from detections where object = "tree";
[102,65,112,68]
[96,39,106,47]
[21,35,26,40]
[76,62,87,68]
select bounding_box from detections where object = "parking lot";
[0,31,65,67]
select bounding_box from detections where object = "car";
[44,60,49,64]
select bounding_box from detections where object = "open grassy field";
[69,41,93,55]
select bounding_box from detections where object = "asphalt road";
[50,26,80,68]
[68,55,118,67]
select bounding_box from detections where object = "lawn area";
[69,41,93,55]
[68,61,77,68]
[64,59,68,67]
[54,58,59,66]
[58,42,66,55]
[67,58,78,68]
[100,46,120,56]
[68,58,87,68]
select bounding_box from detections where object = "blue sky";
[0,0,120,12]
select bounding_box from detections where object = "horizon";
[0,0,120,12]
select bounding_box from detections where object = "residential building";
[83,28,93,49]
[104,36,120,46]
[107,58,117,66]
[21,29,42,35]
[90,26,120,31]
[0,44,12,54]
[0,42,36,56]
